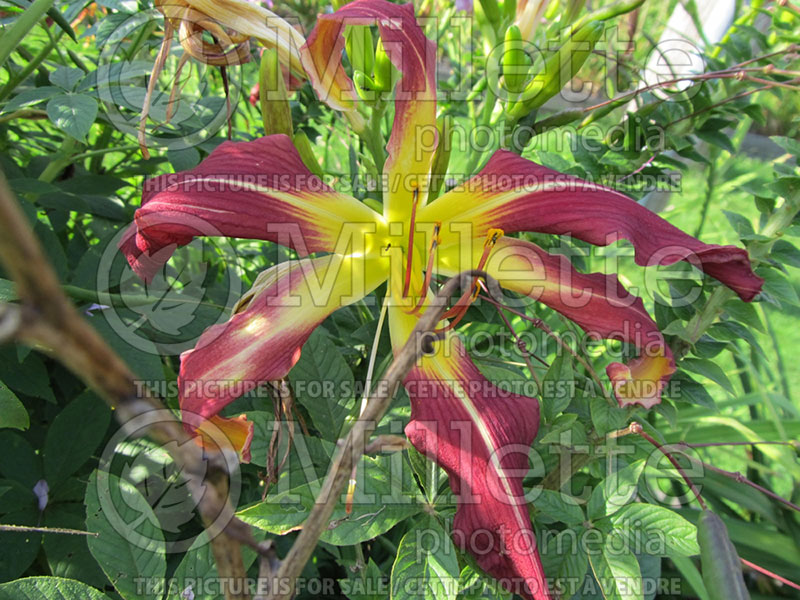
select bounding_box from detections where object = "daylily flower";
[120,1,763,597]
[139,0,307,157]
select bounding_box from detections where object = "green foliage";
[0,0,799,599]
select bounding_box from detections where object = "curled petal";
[389,307,550,600]
[158,0,306,76]
[180,254,387,460]
[421,149,763,301]
[119,134,380,282]
[437,237,676,408]
[301,0,437,219]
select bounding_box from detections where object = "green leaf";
[541,352,573,422]
[608,503,699,558]
[341,559,390,600]
[722,300,765,332]
[0,279,16,302]
[85,470,167,600]
[695,130,734,154]
[457,564,511,599]
[679,358,734,394]
[664,372,715,409]
[238,435,420,545]
[771,239,800,269]
[43,504,109,588]
[50,66,84,91]
[46,94,98,141]
[588,530,643,600]
[288,328,355,440]
[390,515,460,600]
[2,86,63,113]
[539,527,588,600]
[533,489,585,525]
[590,396,628,436]
[603,459,646,517]
[44,391,111,487]
[0,381,29,430]
[0,430,42,487]
[0,577,113,600]
[759,268,800,307]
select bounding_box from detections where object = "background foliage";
[0,0,799,599]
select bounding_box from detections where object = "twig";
[629,423,708,509]
[0,170,256,600]
[741,558,800,591]
[265,270,501,600]
[479,293,612,403]
[0,524,99,536]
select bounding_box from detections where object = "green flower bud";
[259,48,292,137]
[508,20,603,121]
[345,26,374,76]
[292,131,322,177]
[373,38,395,92]
[503,25,531,95]
[697,510,749,600]
[429,115,454,200]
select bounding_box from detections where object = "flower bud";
[503,25,531,94]
[507,20,603,120]
[259,48,293,137]
[429,115,453,200]
[346,25,374,76]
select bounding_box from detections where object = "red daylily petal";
[437,237,676,408]
[301,0,437,219]
[119,134,379,282]
[389,308,551,600]
[180,254,386,459]
[420,149,763,302]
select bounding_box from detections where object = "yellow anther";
[485,228,504,248]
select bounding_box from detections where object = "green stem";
[761,306,792,404]
[0,30,64,101]
[37,137,78,183]
[62,284,226,310]
[694,150,719,237]
[464,88,497,175]
[0,0,55,69]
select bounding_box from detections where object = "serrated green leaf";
[391,515,460,600]
[608,503,699,558]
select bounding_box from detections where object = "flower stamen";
[437,228,504,333]
[401,185,420,298]
[408,222,441,315]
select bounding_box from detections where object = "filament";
[401,185,420,298]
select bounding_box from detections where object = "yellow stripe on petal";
[180,254,389,426]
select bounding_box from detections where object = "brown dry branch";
[0,166,498,600]
[263,270,501,600]
[0,170,258,599]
